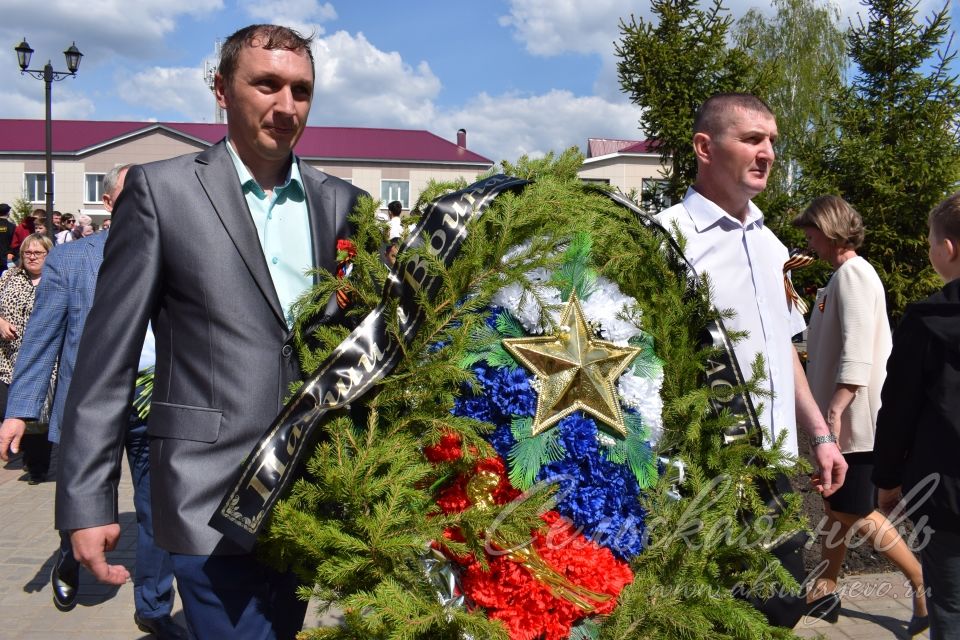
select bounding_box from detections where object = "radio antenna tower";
[203,39,225,123]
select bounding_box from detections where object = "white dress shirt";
[656,188,806,456]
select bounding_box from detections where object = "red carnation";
[336,238,357,262]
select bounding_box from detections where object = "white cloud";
[499,0,635,57]
[108,27,640,163]
[498,0,948,63]
[0,0,224,63]
[0,66,95,119]
[239,0,337,37]
[434,90,643,162]
[308,30,440,129]
[120,66,214,122]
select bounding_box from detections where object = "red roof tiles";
[586,137,657,158]
[0,119,492,165]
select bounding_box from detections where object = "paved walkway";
[0,448,929,639]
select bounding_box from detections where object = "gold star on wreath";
[503,292,641,438]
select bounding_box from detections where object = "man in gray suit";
[55,24,366,638]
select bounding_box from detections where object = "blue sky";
[1,0,957,163]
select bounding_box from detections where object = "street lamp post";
[14,38,82,239]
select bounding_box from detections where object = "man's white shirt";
[656,188,806,456]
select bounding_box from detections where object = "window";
[85,174,105,203]
[24,173,51,203]
[641,178,671,214]
[580,178,610,185]
[380,180,410,209]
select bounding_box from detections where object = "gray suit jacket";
[55,140,366,554]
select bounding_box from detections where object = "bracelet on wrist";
[812,433,838,447]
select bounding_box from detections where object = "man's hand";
[812,442,847,497]
[0,317,18,341]
[70,526,130,585]
[0,418,26,461]
[877,486,903,516]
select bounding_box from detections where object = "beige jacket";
[806,256,891,453]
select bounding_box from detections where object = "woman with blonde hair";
[0,233,56,484]
[794,196,928,634]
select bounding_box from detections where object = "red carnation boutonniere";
[335,238,357,309]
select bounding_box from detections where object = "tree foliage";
[11,197,32,223]
[615,0,767,205]
[797,0,960,318]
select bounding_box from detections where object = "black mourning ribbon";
[211,174,530,550]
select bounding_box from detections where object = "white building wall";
[578,154,665,194]
[0,161,25,208]
[53,160,86,214]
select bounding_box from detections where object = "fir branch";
[507,417,566,490]
[551,232,599,300]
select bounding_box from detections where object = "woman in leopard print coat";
[0,233,54,483]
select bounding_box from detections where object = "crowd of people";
[0,21,955,640]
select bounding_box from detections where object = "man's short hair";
[792,195,865,250]
[0,203,9,217]
[218,24,314,88]
[387,200,403,217]
[693,93,775,136]
[929,191,960,243]
[103,164,132,200]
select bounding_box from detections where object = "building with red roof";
[577,137,670,210]
[0,119,492,220]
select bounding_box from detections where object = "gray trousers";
[921,527,960,639]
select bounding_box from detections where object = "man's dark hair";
[693,93,774,136]
[218,24,314,87]
[0,204,9,217]
[387,200,403,217]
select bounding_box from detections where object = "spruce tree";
[615,0,766,205]
[798,0,960,318]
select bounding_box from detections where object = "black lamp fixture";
[64,42,83,73]
[13,37,83,237]
[14,38,33,71]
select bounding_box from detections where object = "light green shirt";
[226,139,313,327]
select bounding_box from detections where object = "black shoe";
[134,613,188,639]
[805,592,841,623]
[908,614,930,636]
[50,548,80,612]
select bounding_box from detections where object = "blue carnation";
[538,414,648,560]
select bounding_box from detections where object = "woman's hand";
[0,317,17,341]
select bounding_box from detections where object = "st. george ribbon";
[211,174,530,550]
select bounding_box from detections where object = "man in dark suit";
[51,24,366,639]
